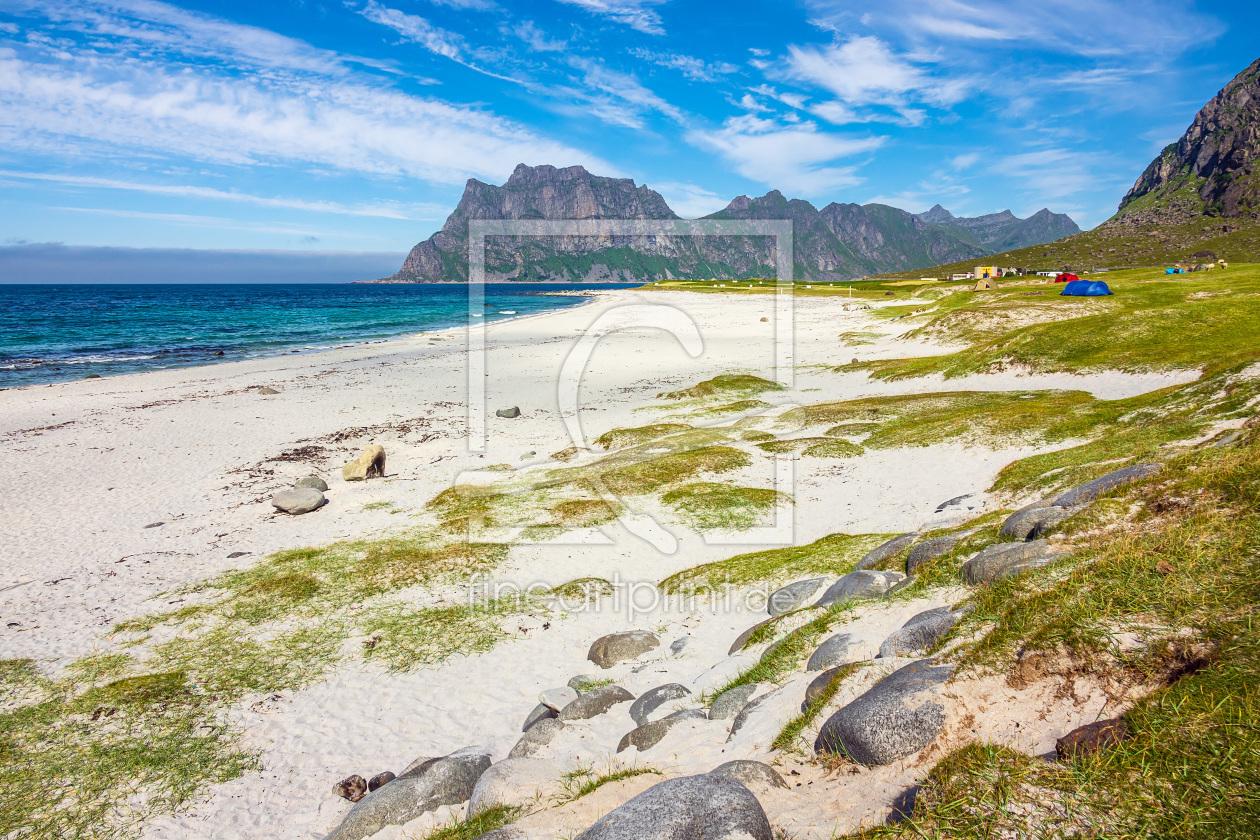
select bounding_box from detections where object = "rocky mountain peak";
[917,204,954,224]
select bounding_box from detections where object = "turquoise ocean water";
[0,283,635,387]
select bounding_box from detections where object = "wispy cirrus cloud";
[630,48,737,82]
[687,114,884,195]
[553,0,671,35]
[649,181,729,217]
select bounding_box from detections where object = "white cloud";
[630,48,737,82]
[785,36,965,110]
[650,181,729,218]
[515,21,566,52]
[0,170,447,219]
[950,152,979,170]
[553,0,670,35]
[0,46,609,186]
[427,0,497,10]
[355,1,463,61]
[687,114,884,195]
[561,57,684,127]
[0,22,18,34]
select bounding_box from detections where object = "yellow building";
[974,265,997,279]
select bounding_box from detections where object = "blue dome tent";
[1060,280,1113,297]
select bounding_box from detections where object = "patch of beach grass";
[710,603,855,698]
[771,663,861,752]
[661,532,888,594]
[839,330,886,345]
[599,445,750,496]
[362,500,396,512]
[662,482,789,531]
[561,764,661,800]
[660,373,784,401]
[357,598,532,672]
[423,804,526,840]
[548,499,619,528]
[550,577,615,603]
[594,423,691,450]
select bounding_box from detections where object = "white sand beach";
[0,288,1197,840]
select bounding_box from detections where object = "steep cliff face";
[1117,57,1260,223]
[377,164,1080,283]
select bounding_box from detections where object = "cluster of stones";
[320,463,1159,839]
[270,444,388,515]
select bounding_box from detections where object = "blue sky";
[0,0,1256,255]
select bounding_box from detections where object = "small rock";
[960,540,1065,584]
[271,487,325,515]
[709,684,760,720]
[1051,463,1162,506]
[227,551,250,558]
[521,702,556,732]
[557,684,635,720]
[468,758,563,815]
[496,406,521,419]
[573,774,772,840]
[669,636,692,656]
[509,718,563,758]
[368,771,395,792]
[728,618,774,655]
[539,687,578,711]
[1056,717,1129,760]
[587,631,659,668]
[333,774,367,802]
[629,683,692,726]
[257,386,280,395]
[815,659,953,765]
[802,666,846,713]
[342,445,386,481]
[767,577,831,616]
[707,760,788,794]
[144,522,164,529]
[905,531,973,575]
[323,747,491,840]
[806,633,856,671]
[760,316,769,322]
[999,505,1076,541]
[855,533,919,570]
[878,608,961,658]
[567,674,599,689]
[934,493,973,512]
[213,350,225,356]
[618,709,707,752]
[296,476,329,492]
[813,570,904,607]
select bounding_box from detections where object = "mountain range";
[375,165,1079,284]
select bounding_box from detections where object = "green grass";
[594,423,691,450]
[661,532,888,594]
[659,373,785,401]
[709,603,854,698]
[771,663,860,752]
[661,482,789,530]
[423,805,526,840]
[549,577,615,602]
[561,765,661,800]
[598,445,750,496]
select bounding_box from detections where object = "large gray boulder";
[707,760,787,794]
[905,531,973,575]
[558,685,635,721]
[806,633,856,671]
[814,570,904,607]
[468,758,562,815]
[271,487,325,515]
[815,660,954,765]
[508,718,563,758]
[573,774,772,840]
[728,618,774,655]
[295,476,329,491]
[999,505,1077,541]
[878,608,961,658]
[617,709,707,752]
[629,683,692,726]
[323,747,491,840]
[587,631,659,668]
[521,702,556,732]
[960,540,1065,584]
[855,533,919,570]
[709,684,760,721]
[767,578,830,616]
[802,666,846,713]
[1051,463,1162,506]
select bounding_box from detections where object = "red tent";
[1055,273,1079,283]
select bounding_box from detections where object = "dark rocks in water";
[509,718,563,758]
[629,683,692,726]
[573,774,773,840]
[878,608,961,658]
[709,683,760,721]
[814,570,904,607]
[855,533,919,570]
[617,709,706,752]
[323,748,491,840]
[271,487,326,515]
[905,531,973,575]
[707,760,788,794]
[368,771,395,792]
[1056,717,1130,760]
[521,702,557,732]
[496,406,521,419]
[296,476,329,492]
[588,631,659,668]
[999,505,1076,541]
[558,684,635,720]
[1051,463,1162,507]
[806,633,855,671]
[767,577,831,616]
[333,774,367,802]
[960,540,1065,584]
[815,659,954,765]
